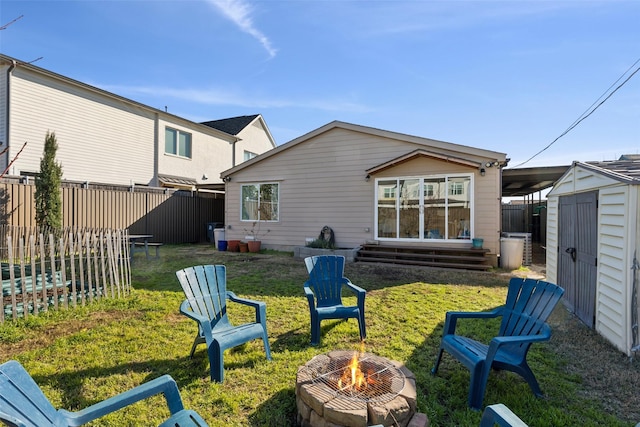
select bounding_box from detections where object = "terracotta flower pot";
[227,240,240,252]
[247,240,261,253]
[239,242,249,253]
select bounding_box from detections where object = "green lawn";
[1,244,637,426]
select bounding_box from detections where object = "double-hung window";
[165,127,192,158]
[241,183,279,221]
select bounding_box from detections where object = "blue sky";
[1,0,638,168]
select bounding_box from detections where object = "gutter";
[3,60,16,171]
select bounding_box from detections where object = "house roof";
[221,120,507,178]
[201,115,260,135]
[367,149,484,175]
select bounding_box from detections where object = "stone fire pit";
[295,350,428,427]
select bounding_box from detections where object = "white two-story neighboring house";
[0,54,276,189]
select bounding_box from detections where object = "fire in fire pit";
[295,350,428,427]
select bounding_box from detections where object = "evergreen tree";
[35,131,63,230]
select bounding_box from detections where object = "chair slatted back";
[0,360,62,427]
[305,255,347,308]
[499,278,565,339]
[176,265,230,329]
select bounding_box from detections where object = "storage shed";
[546,156,640,356]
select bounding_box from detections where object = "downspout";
[3,60,16,171]
[231,140,236,167]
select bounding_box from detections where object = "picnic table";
[128,234,162,260]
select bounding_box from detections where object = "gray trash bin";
[500,238,525,270]
[206,222,222,242]
[213,228,225,248]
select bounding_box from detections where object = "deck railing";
[1,225,131,322]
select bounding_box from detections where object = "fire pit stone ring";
[295,350,428,427]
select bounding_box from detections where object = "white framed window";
[241,182,279,221]
[165,127,192,158]
[449,181,464,195]
[375,174,472,241]
[244,150,258,161]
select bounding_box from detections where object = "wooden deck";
[356,244,492,271]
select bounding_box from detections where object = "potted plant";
[227,240,240,252]
[244,221,270,253]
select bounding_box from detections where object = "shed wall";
[548,163,635,354]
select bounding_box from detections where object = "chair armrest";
[343,280,366,307]
[179,299,210,325]
[484,323,552,370]
[479,403,528,427]
[227,291,268,325]
[0,411,26,427]
[343,280,366,295]
[490,323,552,347]
[59,375,185,426]
[442,307,503,335]
[303,282,316,308]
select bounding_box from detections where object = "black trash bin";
[206,222,222,243]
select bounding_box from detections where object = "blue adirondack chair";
[304,255,366,345]
[0,359,208,427]
[479,404,529,427]
[431,277,564,410]
[176,265,272,382]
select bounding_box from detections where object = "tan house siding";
[0,65,7,172]
[1,54,277,190]
[8,66,156,184]
[236,118,276,162]
[223,123,505,263]
[157,117,235,185]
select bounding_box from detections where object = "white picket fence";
[1,227,131,322]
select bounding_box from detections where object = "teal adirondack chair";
[304,255,366,345]
[432,277,564,410]
[176,265,272,382]
[0,360,208,427]
[479,404,529,427]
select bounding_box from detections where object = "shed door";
[558,191,598,328]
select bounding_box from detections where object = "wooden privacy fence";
[0,179,225,244]
[1,226,131,322]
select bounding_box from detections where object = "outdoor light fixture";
[223,176,231,182]
[480,168,486,176]
[485,161,500,168]
[365,174,371,181]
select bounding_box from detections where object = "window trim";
[240,182,280,222]
[374,173,473,242]
[164,127,192,159]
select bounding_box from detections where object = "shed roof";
[579,157,640,184]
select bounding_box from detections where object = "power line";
[512,57,640,168]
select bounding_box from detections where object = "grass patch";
[2,244,639,426]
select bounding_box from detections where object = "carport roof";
[502,165,570,197]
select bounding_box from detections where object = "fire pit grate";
[301,351,405,405]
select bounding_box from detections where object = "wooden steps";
[356,244,492,271]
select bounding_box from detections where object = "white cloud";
[97,83,372,114]
[207,0,277,58]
